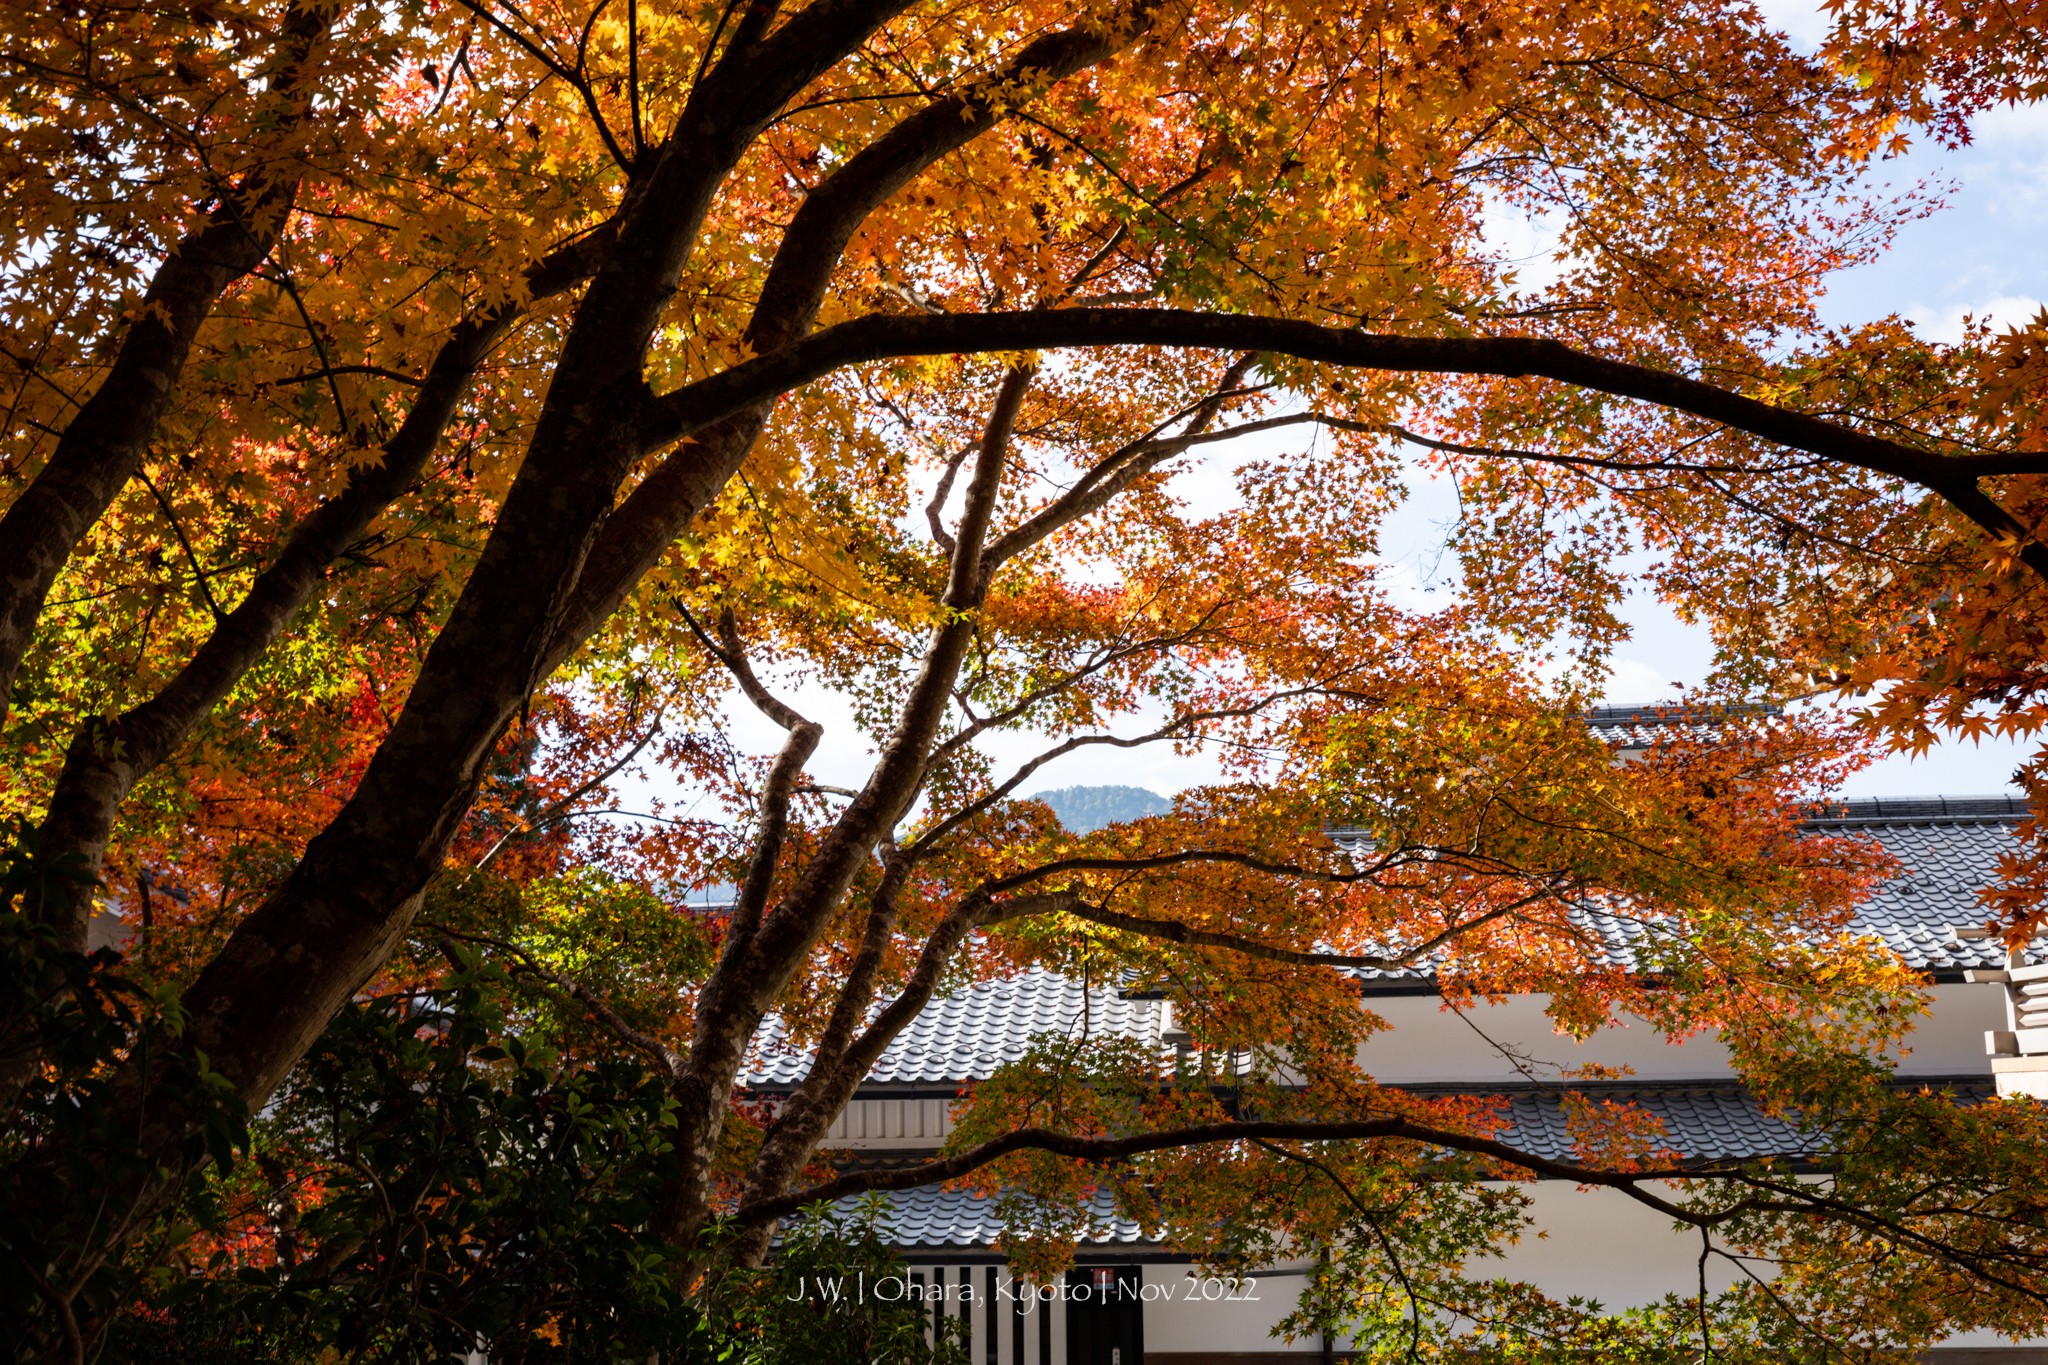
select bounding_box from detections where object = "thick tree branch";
[923,442,974,555]
[27,226,614,950]
[807,856,909,1074]
[710,366,1028,1003]
[638,308,2048,580]
[720,858,914,1265]
[730,1115,1730,1228]
[844,890,1085,1074]
[0,3,335,719]
[723,715,824,954]
[678,605,812,733]
[675,370,1055,1255]
[950,367,1033,601]
[143,0,912,1125]
[18,0,1000,1301]
[546,7,1156,668]
[723,885,1086,1262]
[760,1114,2038,1307]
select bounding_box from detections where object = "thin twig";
[427,924,686,1079]
[475,704,670,868]
[135,466,228,625]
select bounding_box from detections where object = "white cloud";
[1971,100,2048,148]
[1751,0,1830,50]
[1478,194,1571,295]
[1910,293,2045,345]
[1600,658,1687,705]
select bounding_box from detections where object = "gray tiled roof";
[1807,795,2030,826]
[860,1082,1996,1248]
[1322,900,1668,984]
[1585,702,1781,749]
[743,803,2026,1090]
[743,968,1168,1087]
[854,1183,1147,1250]
[1825,798,2027,971]
[1333,799,2028,983]
[1490,1085,1807,1163]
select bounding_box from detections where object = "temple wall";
[1355,984,2001,1084]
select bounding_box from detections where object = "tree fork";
[0,233,615,1119]
[20,0,936,1302]
[0,2,337,719]
[653,367,1033,1254]
[543,6,1158,661]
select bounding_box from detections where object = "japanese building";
[744,780,2043,1363]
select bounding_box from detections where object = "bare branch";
[676,604,814,733]
[923,441,972,554]
[135,466,229,626]
[832,889,1085,1078]
[259,363,429,390]
[724,713,824,951]
[475,701,670,869]
[450,0,635,173]
[908,681,1341,857]
[805,856,908,1073]
[928,602,1239,763]
[730,1113,1735,1229]
[984,354,1258,569]
[1042,882,1574,974]
[950,365,1034,603]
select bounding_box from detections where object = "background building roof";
[743,967,1170,1088]
[1336,799,2026,984]
[1584,702,1781,749]
[742,801,2027,1089]
[841,1080,1993,1249]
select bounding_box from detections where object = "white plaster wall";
[902,1195,2040,1358]
[1135,1185,2042,1354]
[1356,994,1733,1084]
[1138,1193,2041,1357]
[1492,1181,2039,1353]
[1356,984,2002,1085]
[1903,983,2008,1075]
[1488,1181,1739,1305]
[1140,1263,1325,1355]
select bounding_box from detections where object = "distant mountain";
[1030,785,1172,834]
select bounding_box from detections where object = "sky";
[1592,3,2047,797]
[702,6,2048,807]
[1359,2,2048,801]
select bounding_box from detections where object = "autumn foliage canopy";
[4,0,2048,1357]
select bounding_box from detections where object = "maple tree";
[5,0,2048,1357]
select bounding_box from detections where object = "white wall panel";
[1357,986,2001,1085]
[823,1097,956,1148]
